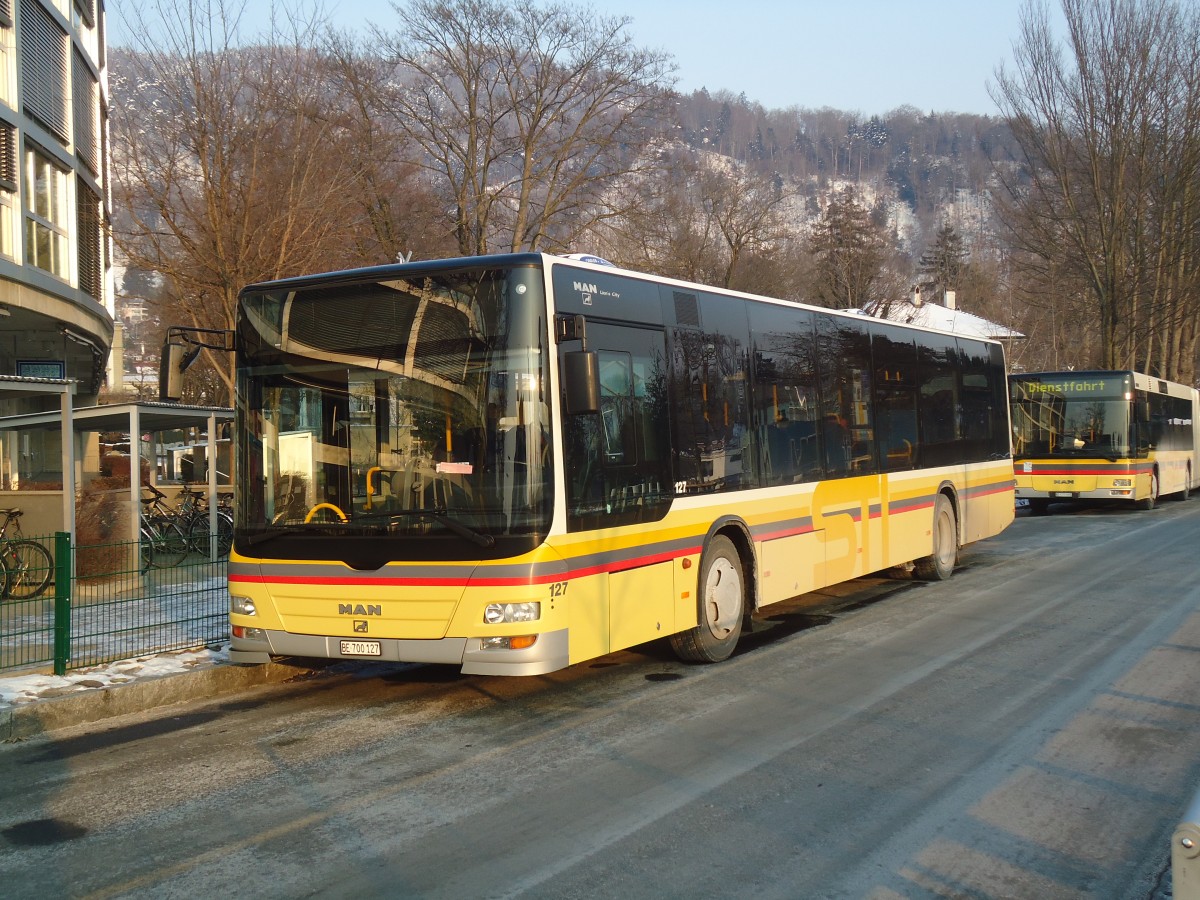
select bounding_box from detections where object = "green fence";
[0,532,229,675]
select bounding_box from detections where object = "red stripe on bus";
[230,545,705,588]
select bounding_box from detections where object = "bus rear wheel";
[670,535,744,663]
[1174,466,1191,501]
[914,494,957,581]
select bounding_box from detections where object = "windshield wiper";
[245,526,292,547]
[382,509,496,548]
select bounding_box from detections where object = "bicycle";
[0,508,53,598]
[177,484,234,557]
[139,485,190,570]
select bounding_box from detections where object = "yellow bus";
[228,253,1015,675]
[1010,370,1200,514]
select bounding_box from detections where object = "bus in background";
[228,253,1015,676]
[1009,370,1200,514]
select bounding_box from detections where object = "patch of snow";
[0,645,229,710]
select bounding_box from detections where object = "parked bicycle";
[139,485,190,570]
[0,508,53,598]
[177,484,233,557]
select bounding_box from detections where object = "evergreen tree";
[917,223,967,303]
[808,186,891,309]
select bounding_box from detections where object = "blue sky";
[108,0,1047,116]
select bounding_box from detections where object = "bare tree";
[596,149,725,284]
[111,0,360,403]
[371,0,674,255]
[324,31,460,263]
[698,164,796,289]
[992,0,1200,382]
[594,148,803,292]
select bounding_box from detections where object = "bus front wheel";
[1137,470,1158,511]
[670,534,744,663]
[914,494,957,581]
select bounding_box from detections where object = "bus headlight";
[231,594,257,616]
[484,602,541,624]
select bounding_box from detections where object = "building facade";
[3,0,111,412]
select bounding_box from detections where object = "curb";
[0,659,321,742]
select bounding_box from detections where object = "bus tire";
[670,534,744,663]
[914,494,957,581]
[1028,499,1050,516]
[1174,466,1191,501]
[1137,470,1158,510]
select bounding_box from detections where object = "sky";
[106,0,1044,117]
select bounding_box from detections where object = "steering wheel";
[304,502,348,523]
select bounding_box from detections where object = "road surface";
[2,499,1198,898]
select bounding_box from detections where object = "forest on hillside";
[109,0,1200,403]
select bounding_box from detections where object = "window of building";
[72,0,94,28]
[0,20,13,109]
[72,48,98,172]
[70,0,97,61]
[76,176,100,298]
[0,123,14,258]
[24,145,69,279]
[20,0,70,145]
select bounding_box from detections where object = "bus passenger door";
[559,323,672,533]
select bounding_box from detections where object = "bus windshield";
[234,264,552,550]
[1010,375,1133,459]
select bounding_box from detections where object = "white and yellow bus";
[1010,370,1200,513]
[228,254,1015,675]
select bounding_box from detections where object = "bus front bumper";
[1014,486,1137,501]
[228,627,570,676]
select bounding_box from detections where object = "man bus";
[1009,370,1200,513]
[228,253,1015,675]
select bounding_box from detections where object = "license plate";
[340,640,381,657]
[1052,492,1074,498]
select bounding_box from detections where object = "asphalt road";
[2,499,1199,899]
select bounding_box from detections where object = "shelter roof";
[0,401,233,433]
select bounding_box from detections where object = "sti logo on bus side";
[339,603,381,616]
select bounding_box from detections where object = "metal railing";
[0,532,229,675]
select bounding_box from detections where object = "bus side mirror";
[159,342,186,402]
[159,340,200,402]
[563,350,600,415]
[1137,399,1151,423]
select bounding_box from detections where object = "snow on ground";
[0,645,228,709]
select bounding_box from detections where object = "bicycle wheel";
[140,528,155,571]
[149,518,189,567]
[4,539,52,598]
[188,513,233,557]
[216,512,234,555]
